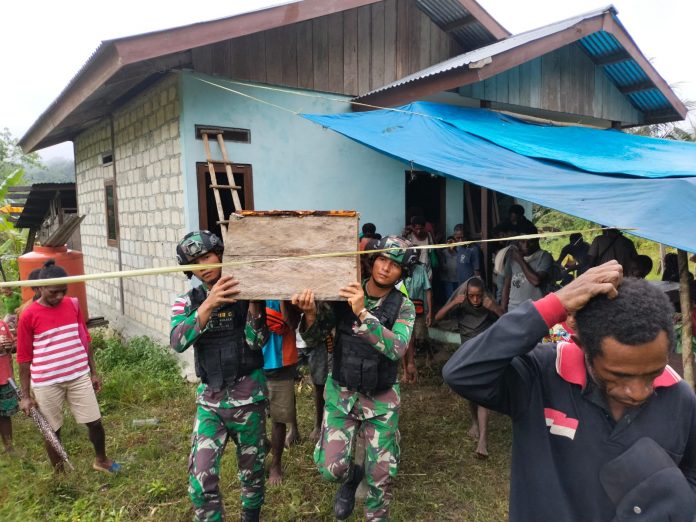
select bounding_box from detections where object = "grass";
[535,207,696,281]
[0,337,511,521]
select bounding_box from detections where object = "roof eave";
[19,0,382,153]
[600,13,687,119]
[19,44,122,153]
[457,0,510,40]
[354,10,685,123]
[354,14,606,110]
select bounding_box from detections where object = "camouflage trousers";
[188,400,266,521]
[314,400,400,521]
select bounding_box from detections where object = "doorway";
[196,162,254,240]
[405,170,446,238]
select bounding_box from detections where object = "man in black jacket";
[443,261,696,521]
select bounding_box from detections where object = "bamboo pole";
[678,249,694,389]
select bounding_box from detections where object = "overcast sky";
[2,0,694,160]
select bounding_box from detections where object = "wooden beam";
[115,0,381,64]
[19,45,121,153]
[480,187,491,288]
[618,80,656,95]
[593,49,631,66]
[456,0,510,40]
[20,0,382,153]
[441,15,477,33]
[678,249,694,389]
[355,16,604,109]
[602,12,687,119]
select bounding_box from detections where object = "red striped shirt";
[17,299,90,387]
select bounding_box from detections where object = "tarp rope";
[0,227,626,288]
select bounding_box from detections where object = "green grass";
[0,339,511,521]
[536,208,695,280]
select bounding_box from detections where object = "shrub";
[92,335,187,410]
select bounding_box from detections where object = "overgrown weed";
[0,337,510,521]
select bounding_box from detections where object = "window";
[196,163,253,240]
[104,180,119,246]
[101,152,114,165]
[194,125,251,144]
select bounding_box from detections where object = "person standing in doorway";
[405,216,435,281]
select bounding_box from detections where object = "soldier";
[292,236,417,521]
[171,230,268,522]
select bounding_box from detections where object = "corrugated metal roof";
[15,184,77,230]
[362,6,612,98]
[358,5,679,118]
[577,30,670,113]
[415,0,503,51]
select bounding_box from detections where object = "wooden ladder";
[200,129,243,235]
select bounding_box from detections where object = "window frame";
[104,179,119,247]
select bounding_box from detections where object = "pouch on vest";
[333,287,404,394]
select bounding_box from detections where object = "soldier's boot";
[241,508,260,522]
[334,465,364,520]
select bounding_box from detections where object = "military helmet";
[371,236,418,276]
[176,230,224,265]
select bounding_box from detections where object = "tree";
[0,129,36,281]
[0,128,41,178]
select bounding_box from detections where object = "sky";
[2,0,694,161]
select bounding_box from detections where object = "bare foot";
[467,424,480,440]
[309,426,321,444]
[268,466,283,486]
[475,445,489,459]
[285,427,300,448]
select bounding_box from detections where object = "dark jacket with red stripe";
[443,294,696,521]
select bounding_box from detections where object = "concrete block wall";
[74,73,188,344]
[74,121,122,316]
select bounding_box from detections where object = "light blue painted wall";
[179,72,464,237]
[180,72,408,236]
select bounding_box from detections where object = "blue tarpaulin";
[303,102,696,252]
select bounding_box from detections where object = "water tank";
[18,245,89,321]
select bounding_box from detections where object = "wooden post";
[481,187,490,288]
[678,249,694,389]
[658,243,666,274]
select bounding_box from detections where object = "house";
[19,0,684,372]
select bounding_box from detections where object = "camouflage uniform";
[171,289,268,522]
[302,282,415,521]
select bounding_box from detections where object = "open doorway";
[196,162,254,240]
[405,170,446,239]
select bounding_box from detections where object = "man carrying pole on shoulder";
[171,230,268,522]
[292,236,417,521]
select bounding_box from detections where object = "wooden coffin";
[222,210,359,300]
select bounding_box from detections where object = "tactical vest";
[189,286,263,391]
[332,287,404,395]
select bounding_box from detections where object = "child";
[262,299,300,485]
[402,261,432,383]
[436,277,502,458]
[0,319,17,452]
[16,260,119,473]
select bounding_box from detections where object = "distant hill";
[23,157,75,184]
